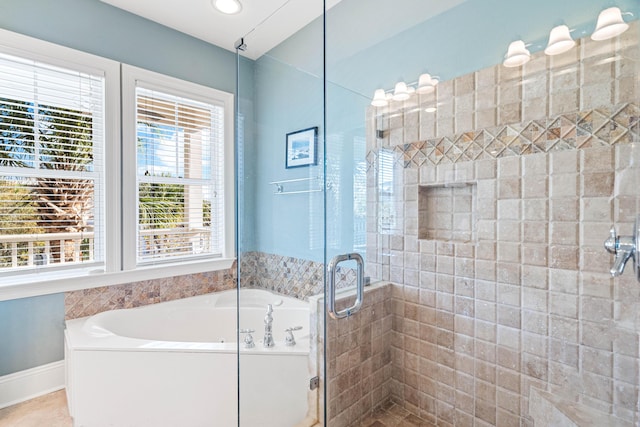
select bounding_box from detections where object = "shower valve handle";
[604,218,640,280]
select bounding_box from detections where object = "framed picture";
[286,127,318,168]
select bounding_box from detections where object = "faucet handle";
[604,221,639,278]
[284,326,303,347]
[604,227,618,254]
[239,328,255,349]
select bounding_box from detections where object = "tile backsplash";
[65,267,236,319]
[239,251,357,300]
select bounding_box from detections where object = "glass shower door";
[235,1,326,425]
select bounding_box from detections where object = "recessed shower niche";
[418,182,477,242]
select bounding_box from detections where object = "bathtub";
[64,289,316,427]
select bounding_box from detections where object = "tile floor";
[0,391,433,427]
[357,402,435,427]
[0,390,72,427]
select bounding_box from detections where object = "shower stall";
[236,0,640,426]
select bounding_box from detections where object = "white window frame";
[0,31,235,302]
[121,64,235,273]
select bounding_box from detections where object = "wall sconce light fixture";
[503,40,531,67]
[371,89,388,107]
[502,7,630,66]
[591,7,629,40]
[416,73,439,94]
[544,25,575,55]
[392,82,411,101]
[370,72,440,107]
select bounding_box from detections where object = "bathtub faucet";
[263,304,275,348]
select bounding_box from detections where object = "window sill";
[0,257,236,302]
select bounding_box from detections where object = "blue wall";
[326,0,640,98]
[0,294,64,376]
[0,0,241,376]
[248,0,640,263]
[250,54,325,261]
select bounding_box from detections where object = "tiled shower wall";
[366,23,640,426]
[314,283,394,427]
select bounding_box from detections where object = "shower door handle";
[327,253,364,320]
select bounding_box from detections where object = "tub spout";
[263,304,275,348]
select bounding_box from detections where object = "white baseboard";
[0,361,65,409]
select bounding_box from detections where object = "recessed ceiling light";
[211,0,242,15]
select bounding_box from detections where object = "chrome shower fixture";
[604,215,640,281]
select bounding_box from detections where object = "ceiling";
[100,0,466,61]
[100,0,339,60]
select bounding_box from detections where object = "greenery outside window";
[0,51,106,274]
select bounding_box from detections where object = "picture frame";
[285,127,318,168]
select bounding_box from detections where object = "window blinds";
[135,87,224,263]
[0,52,104,270]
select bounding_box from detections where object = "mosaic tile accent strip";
[239,251,358,300]
[368,103,639,170]
[65,266,236,319]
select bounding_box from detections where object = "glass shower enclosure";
[236,0,640,425]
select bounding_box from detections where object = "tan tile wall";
[366,23,640,427]
[419,184,476,242]
[65,267,236,319]
[317,283,394,427]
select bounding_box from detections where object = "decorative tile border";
[239,251,358,300]
[368,102,639,170]
[65,266,236,319]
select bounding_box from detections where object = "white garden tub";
[64,289,315,427]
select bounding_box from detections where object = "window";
[135,88,224,262]
[0,31,234,298]
[122,65,234,270]
[0,45,108,275]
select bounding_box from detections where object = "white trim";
[0,257,235,302]
[121,64,236,271]
[0,29,117,79]
[0,361,65,410]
